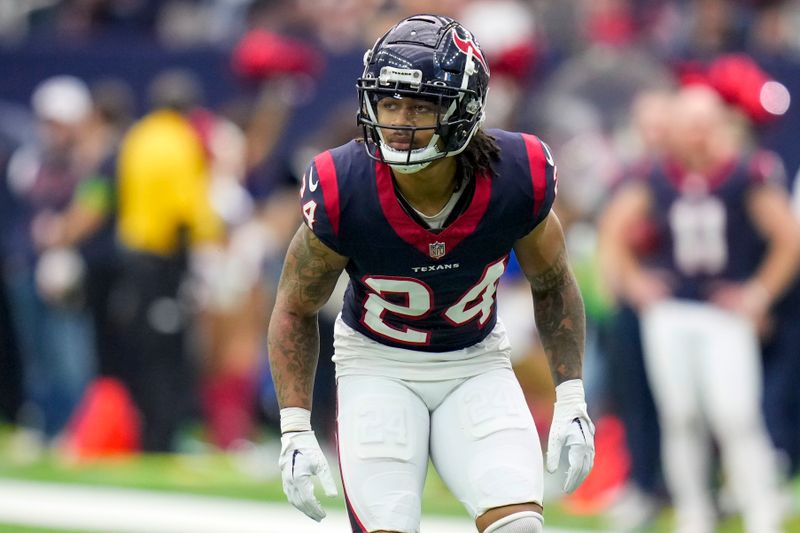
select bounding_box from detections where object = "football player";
[268,14,595,533]
[600,85,800,533]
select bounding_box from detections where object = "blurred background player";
[600,83,800,533]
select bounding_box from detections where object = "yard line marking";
[0,480,603,533]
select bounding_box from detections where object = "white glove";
[278,408,338,522]
[546,379,595,493]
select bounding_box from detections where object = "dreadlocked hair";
[458,129,500,177]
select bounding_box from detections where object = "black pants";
[115,250,196,452]
[762,311,800,476]
[602,305,662,494]
[0,257,22,422]
[85,259,126,379]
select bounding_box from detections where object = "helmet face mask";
[356,14,490,173]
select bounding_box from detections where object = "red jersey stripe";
[521,133,547,219]
[314,150,341,236]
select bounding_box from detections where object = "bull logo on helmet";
[452,30,488,72]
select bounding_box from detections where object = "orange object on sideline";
[561,415,630,515]
[64,377,141,459]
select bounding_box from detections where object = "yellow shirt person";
[117,109,221,257]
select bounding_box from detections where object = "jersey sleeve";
[520,133,558,234]
[299,150,344,254]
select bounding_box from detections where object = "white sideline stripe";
[0,479,600,533]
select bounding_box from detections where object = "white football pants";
[641,299,783,533]
[336,368,543,533]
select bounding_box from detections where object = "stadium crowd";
[1,0,800,531]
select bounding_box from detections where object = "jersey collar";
[375,161,491,260]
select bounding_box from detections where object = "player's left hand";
[279,430,338,521]
[546,379,596,494]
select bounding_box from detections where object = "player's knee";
[661,410,701,435]
[712,406,761,439]
[483,511,543,533]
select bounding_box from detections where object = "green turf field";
[0,431,797,533]
[0,526,89,533]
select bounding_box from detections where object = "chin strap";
[380,136,442,172]
[388,159,433,174]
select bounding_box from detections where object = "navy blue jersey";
[643,150,784,300]
[299,129,557,352]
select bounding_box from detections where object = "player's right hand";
[279,430,338,521]
[546,379,596,494]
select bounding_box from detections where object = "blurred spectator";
[0,120,24,423]
[23,77,138,460]
[600,84,800,533]
[228,19,340,440]
[749,1,794,57]
[2,75,97,445]
[658,0,750,61]
[579,0,637,47]
[460,0,539,130]
[0,100,36,427]
[232,29,322,82]
[626,88,674,162]
[21,0,159,43]
[525,40,674,226]
[115,68,223,452]
[188,100,272,451]
[37,78,134,380]
[0,0,58,44]
[685,0,749,57]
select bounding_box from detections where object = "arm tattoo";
[269,311,319,411]
[278,228,344,307]
[527,249,586,385]
[268,228,345,410]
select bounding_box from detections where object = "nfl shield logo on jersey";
[429,241,446,259]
